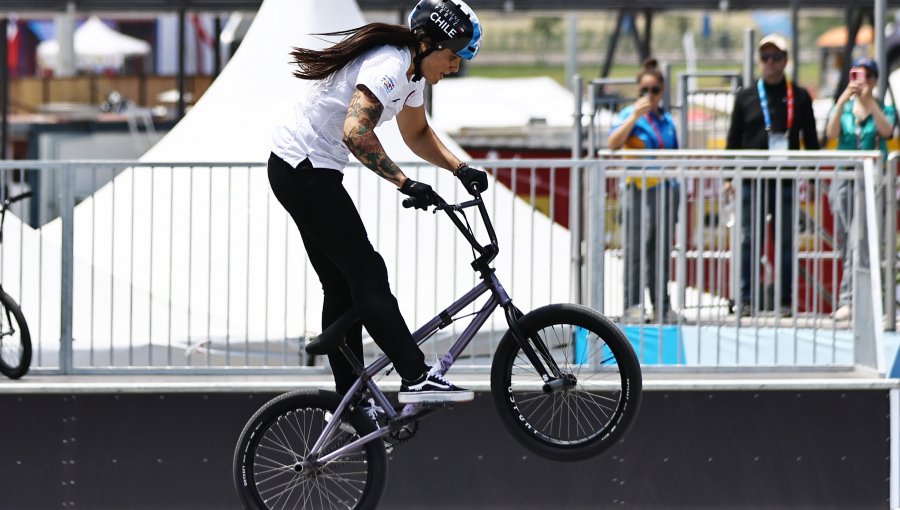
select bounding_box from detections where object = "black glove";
[456,164,488,195]
[399,178,437,210]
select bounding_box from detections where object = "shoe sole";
[398,390,475,404]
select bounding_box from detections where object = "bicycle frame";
[307,190,564,466]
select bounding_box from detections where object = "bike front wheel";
[490,303,642,461]
[0,289,31,379]
[233,389,387,510]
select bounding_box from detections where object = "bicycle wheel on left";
[0,289,31,379]
[233,389,387,510]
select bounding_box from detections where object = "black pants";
[267,153,427,394]
[739,179,793,307]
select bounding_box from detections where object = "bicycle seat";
[305,309,359,356]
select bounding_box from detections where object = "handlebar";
[402,186,499,266]
[0,191,32,244]
[4,191,32,209]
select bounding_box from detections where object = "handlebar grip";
[402,197,416,209]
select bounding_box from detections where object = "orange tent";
[816,25,874,48]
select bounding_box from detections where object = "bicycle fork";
[488,274,568,393]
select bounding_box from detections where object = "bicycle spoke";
[506,319,630,446]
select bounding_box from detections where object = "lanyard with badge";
[757,78,793,150]
[644,113,666,149]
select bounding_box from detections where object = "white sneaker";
[833,305,851,322]
[398,366,474,404]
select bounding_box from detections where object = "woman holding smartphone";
[608,58,680,324]
[825,57,895,321]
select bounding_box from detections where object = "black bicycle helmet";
[408,0,482,80]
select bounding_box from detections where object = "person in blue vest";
[608,58,680,324]
[726,34,819,317]
[824,57,895,321]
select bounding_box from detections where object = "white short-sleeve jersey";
[271,45,425,172]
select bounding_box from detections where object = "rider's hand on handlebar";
[455,164,488,196]
[399,178,438,210]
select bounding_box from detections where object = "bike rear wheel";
[490,303,642,461]
[233,390,387,510]
[0,289,31,379]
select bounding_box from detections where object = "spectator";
[726,34,819,317]
[824,57,894,321]
[608,58,680,323]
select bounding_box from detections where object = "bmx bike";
[233,185,642,509]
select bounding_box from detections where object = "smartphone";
[849,68,864,83]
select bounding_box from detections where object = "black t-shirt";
[726,79,820,150]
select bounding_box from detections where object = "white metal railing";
[0,152,887,374]
[590,150,885,373]
[0,160,571,374]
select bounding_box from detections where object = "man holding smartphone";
[726,34,819,317]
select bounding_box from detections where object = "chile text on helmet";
[430,3,464,39]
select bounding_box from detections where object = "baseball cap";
[851,56,879,78]
[758,34,789,53]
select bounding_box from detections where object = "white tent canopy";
[432,77,576,132]
[37,16,151,72]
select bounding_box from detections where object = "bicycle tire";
[233,389,387,510]
[490,303,642,461]
[0,289,31,379]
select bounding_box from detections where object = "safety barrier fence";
[0,151,887,374]
[587,150,885,373]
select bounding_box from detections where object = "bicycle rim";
[492,304,641,459]
[0,291,31,379]
[235,391,387,510]
[511,324,625,444]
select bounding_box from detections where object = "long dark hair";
[290,23,424,80]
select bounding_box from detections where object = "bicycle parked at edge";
[233,186,642,509]
[0,191,33,379]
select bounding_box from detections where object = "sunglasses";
[639,85,662,96]
[759,52,786,63]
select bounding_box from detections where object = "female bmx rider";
[268,0,488,405]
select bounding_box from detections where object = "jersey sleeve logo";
[380,75,396,93]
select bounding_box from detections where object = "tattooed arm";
[343,85,407,187]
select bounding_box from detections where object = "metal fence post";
[586,160,605,313]
[743,28,755,89]
[662,61,672,112]
[572,74,582,159]
[60,163,74,373]
[857,158,886,373]
[679,73,689,149]
[570,75,585,305]
[586,81,598,158]
[886,152,898,331]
